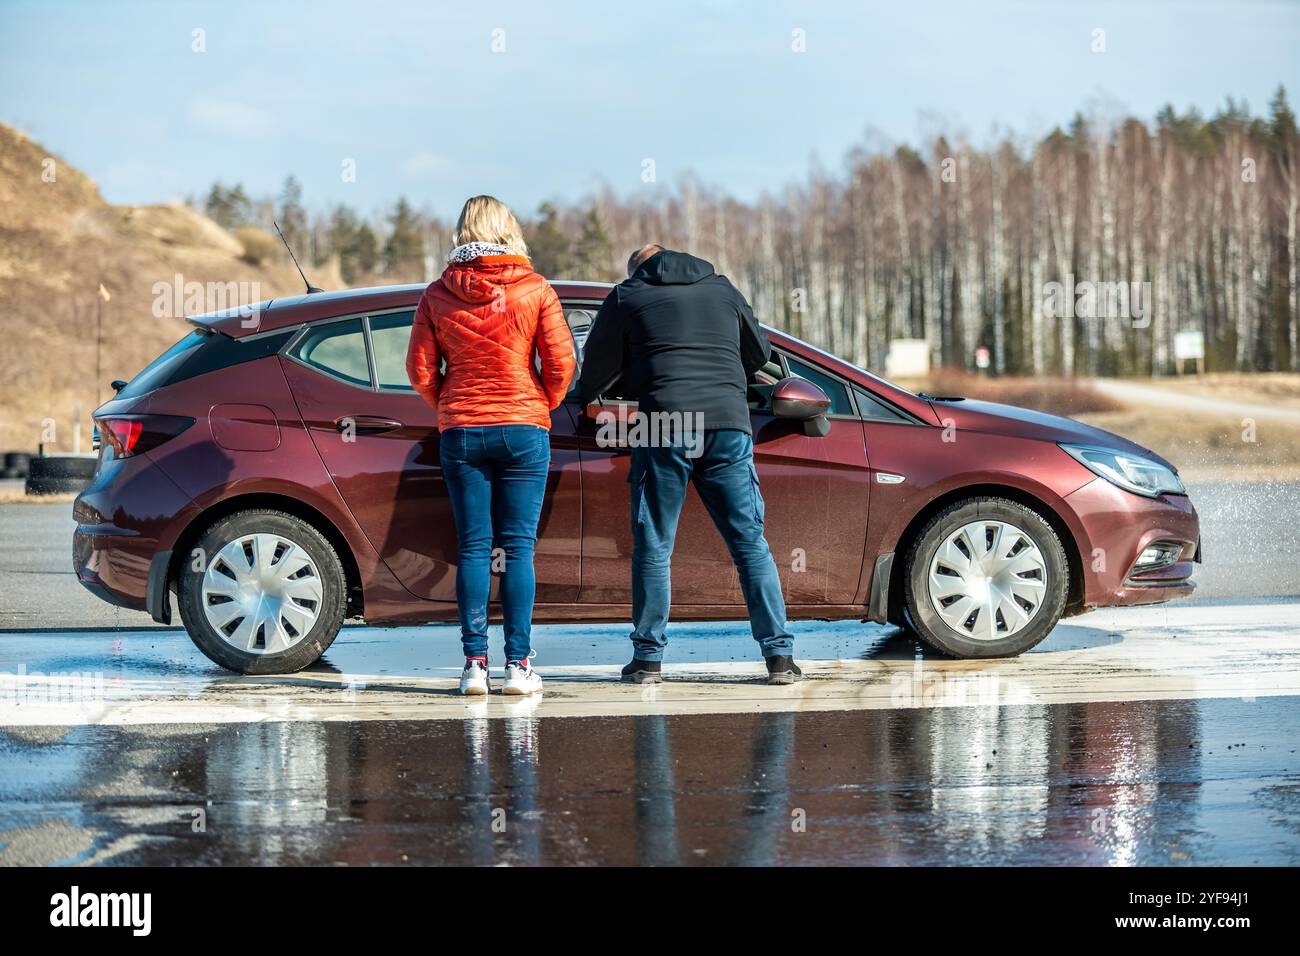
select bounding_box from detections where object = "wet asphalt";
[2,698,1297,865]
[2,600,1299,865]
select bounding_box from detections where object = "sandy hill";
[0,123,341,452]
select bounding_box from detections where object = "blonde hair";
[452,195,529,257]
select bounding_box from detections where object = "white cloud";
[401,151,452,176]
[188,98,274,137]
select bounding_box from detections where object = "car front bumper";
[1064,477,1201,609]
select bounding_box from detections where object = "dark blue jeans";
[629,429,794,661]
[440,425,550,662]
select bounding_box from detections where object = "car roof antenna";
[273,220,323,294]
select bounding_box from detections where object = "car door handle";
[335,415,403,435]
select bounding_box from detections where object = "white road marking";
[1,601,1297,726]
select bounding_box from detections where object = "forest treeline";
[191,87,1299,376]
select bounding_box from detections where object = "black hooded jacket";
[577,251,769,434]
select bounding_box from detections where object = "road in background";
[1092,378,1300,423]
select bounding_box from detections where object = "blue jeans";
[439,425,550,662]
[629,429,794,661]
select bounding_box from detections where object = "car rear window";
[115,327,296,400]
[115,330,209,399]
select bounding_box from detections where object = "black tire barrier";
[27,456,97,480]
[25,475,89,495]
[1,467,21,480]
[3,452,32,475]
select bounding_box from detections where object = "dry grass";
[0,122,343,453]
[0,488,76,505]
[896,368,1126,417]
[891,367,1300,480]
[1075,408,1300,481]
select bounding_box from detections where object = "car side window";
[784,356,853,415]
[565,307,596,357]
[290,318,370,386]
[853,385,910,423]
[748,358,784,412]
[370,311,416,390]
[562,305,598,397]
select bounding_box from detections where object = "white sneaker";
[459,657,490,696]
[502,652,543,695]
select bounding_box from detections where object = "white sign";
[1173,329,1205,361]
[885,339,931,379]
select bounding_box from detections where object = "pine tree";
[329,205,361,282]
[354,223,379,277]
[278,176,308,256]
[572,208,615,280]
[228,184,252,228]
[205,183,235,230]
[383,197,424,276]
[527,202,571,277]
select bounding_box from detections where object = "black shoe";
[765,655,803,685]
[621,658,663,684]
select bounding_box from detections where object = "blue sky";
[2,0,1297,218]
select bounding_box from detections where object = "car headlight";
[1060,443,1186,498]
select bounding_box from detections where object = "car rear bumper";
[72,453,193,617]
[73,525,154,612]
[1065,477,1200,609]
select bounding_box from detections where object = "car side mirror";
[771,377,831,437]
[111,379,128,393]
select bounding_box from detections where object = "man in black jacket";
[579,245,799,685]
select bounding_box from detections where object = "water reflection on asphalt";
[1,696,1297,866]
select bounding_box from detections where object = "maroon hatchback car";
[73,281,1200,673]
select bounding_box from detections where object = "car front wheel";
[903,497,1068,658]
[177,509,347,674]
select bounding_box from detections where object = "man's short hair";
[627,243,666,276]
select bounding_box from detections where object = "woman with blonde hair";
[406,195,576,695]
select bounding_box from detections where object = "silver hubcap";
[927,520,1048,642]
[201,533,323,654]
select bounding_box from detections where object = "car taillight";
[97,415,193,459]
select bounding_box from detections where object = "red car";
[73,281,1200,673]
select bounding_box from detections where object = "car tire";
[903,497,1068,658]
[177,509,347,674]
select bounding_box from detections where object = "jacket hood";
[632,251,715,285]
[440,255,534,305]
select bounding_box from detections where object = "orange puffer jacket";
[406,255,576,431]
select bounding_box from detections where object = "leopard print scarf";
[446,241,512,263]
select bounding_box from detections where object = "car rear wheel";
[177,510,347,674]
[902,497,1067,658]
